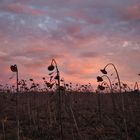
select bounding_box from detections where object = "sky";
[0,0,140,88]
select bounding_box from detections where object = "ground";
[0,91,140,140]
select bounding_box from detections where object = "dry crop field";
[0,91,140,140]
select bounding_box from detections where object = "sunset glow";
[0,0,140,87]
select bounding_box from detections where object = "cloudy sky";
[0,0,140,87]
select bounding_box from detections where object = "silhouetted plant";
[10,64,19,93]
[100,63,128,140]
[0,84,3,93]
[48,64,55,71]
[29,78,33,82]
[29,78,39,91]
[42,77,45,80]
[97,76,103,82]
[46,82,54,89]
[120,82,131,92]
[134,82,139,92]
[100,69,107,74]
[60,78,66,92]
[100,63,121,93]
[97,75,113,93]
[10,64,20,140]
[47,59,63,140]
[98,85,105,91]
[18,79,28,92]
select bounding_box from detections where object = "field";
[0,91,140,140]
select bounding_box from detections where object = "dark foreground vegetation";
[0,91,140,140]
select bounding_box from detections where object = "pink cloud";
[122,4,140,20]
[4,3,46,16]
